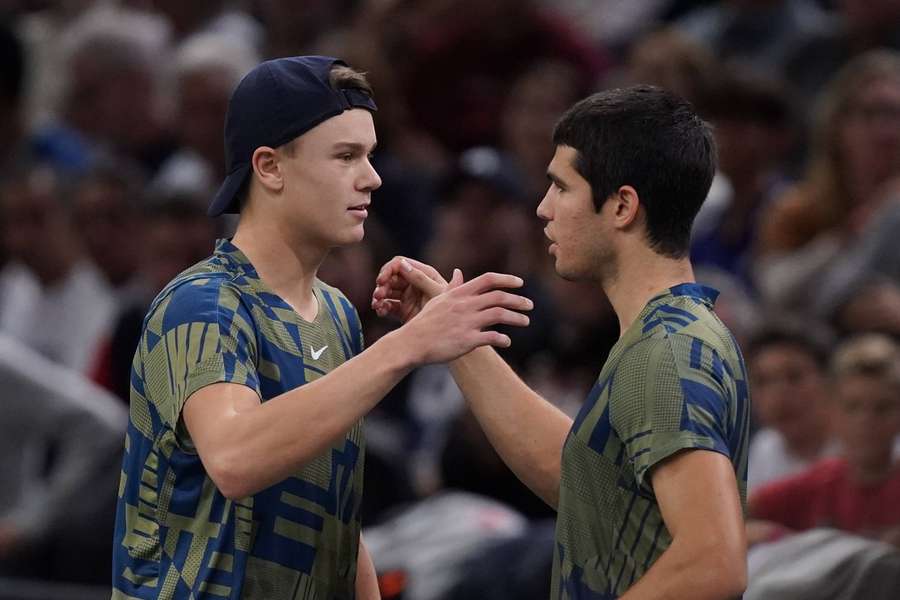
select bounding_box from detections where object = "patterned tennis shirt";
[112,239,365,599]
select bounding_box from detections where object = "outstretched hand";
[372,256,457,323]
[372,256,534,366]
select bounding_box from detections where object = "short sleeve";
[610,336,733,490]
[139,277,260,432]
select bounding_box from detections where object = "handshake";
[369,256,534,367]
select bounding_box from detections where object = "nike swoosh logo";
[311,345,328,360]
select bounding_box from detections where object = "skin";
[373,144,747,599]
[179,108,533,596]
[749,344,831,460]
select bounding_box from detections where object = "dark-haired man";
[374,86,749,599]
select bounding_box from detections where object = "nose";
[536,186,552,221]
[359,158,382,193]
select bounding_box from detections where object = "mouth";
[544,228,557,253]
[348,203,369,218]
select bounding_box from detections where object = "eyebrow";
[546,169,567,188]
[333,141,378,153]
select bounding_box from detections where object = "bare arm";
[450,347,571,508]
[620,450,747,600]
[373,257,570,507]
[356,534,380,600]
[184,272,532,499]
[184,331,410,499]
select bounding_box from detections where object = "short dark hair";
[552,85,716,258]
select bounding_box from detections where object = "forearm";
[449,346,571,507]
[202,331,413,498]
[621,536,746,600]
[356,535,381,600]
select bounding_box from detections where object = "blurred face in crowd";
[0,171,75,283]
[142,210,216,292]
[537,145,616,282]
[713,118,788,186]
[429,181,514,275]
[73,179,139,286]
[66,51,160,150]
[750,343,831,450]
[264,109,381,249]
[833,373,900,474]
[501,62,579,194]
[178,67,232,171]
[839,75,900,196]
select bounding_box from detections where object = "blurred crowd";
[0,0,899,598]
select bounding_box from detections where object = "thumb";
[400,258,444,297]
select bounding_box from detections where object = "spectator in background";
[32,5,174,175]
[99,195,220,401]
[123,0,263,51]
[72,159,147,301]
[0,164,117,375]
[152,32,259,198]
[0,333,126,583]
[692,68,795,290]
[619,27,721,108]
[745,321,837,490]
[377,0,606,152]
[500,60,585,200]
[785,0,900,105]
[749,334,900,547]
[756,50,900,331]
[675,0,832,76]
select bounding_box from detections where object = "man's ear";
[251,146,282,193]
[611,185,640,229]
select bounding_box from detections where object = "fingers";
[460,272,524,295]
[475,330,512,349]
[397,258,445,297]
[476,306,530,329]
[472,290,533,313]
[377,256,446,286]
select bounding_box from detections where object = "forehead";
[295,108,377,150]
[549,145,579,172]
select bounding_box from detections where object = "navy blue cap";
[208,55,377,216]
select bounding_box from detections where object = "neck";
[231,211,327,319]
[602,246,696,336]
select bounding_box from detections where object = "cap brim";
[207,164,250,216]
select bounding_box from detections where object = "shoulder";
[145,259,252,335]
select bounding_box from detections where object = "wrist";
[375,328,421,373]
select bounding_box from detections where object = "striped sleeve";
[140,277,260,434]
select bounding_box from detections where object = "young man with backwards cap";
[111,56,533,599]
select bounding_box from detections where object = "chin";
[334,225,366,246]
[554,259,583,282]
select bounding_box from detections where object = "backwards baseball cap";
[207,55,377,216]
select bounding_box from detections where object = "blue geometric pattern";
[552,283,750,599]
[113,239,366,600]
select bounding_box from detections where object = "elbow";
[204,451,254,500]
[707,543,747,599]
